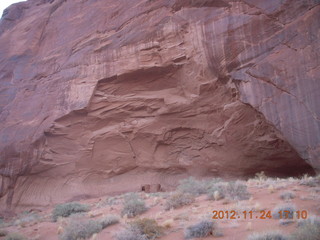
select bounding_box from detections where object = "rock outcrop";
[0,0,318,207]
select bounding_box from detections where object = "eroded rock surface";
[0,0,318,207]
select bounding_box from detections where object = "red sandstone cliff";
[0,0,318,207]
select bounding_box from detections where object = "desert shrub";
[4,233,27,240]
[100,215,119,229]
[96,197,119,208]
[299,175,320,187]
[116,226,148,240]
[207,181,250,201]
[185,220,222,239]
[280,191,295,200]
[177,177,207,195]
[164,192,195,210]
[121,193,148,218]
[52,202,89,221]
[207,182,226,201]
[14,212,40,227]
[272,204,296,219]
[129,218,163,240]
[60,217,102,240]
[177,177,222,196]
[223,181,251,200]
[297,215,320,227]
[247,231,288,240]
[291,219,320,240]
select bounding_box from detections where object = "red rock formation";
[0,0,318,207]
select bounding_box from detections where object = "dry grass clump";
[4,233,28,240]
[121,193,148,218]
[164,192,195,210]
[272,204,296,219]
[129,218,163,240]
[279,191,296,200]
[255,171,268,181]
[161,219,174,229]
[184,220,222,239]
[52,202,90,221]
[60,217,102,240]
[247,231,288,240]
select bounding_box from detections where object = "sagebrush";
[129,218,163,240]
[4,233,27,240]
[164,192,195,210]
[116,226,148,240]
[247,231,288,240]
[292,217,320,240]
[121,193,148,218]
[185,220,222,239]
[100,215,119,229]
[272,204,296,219]
[52,202,89,221]
[60,217,102,240]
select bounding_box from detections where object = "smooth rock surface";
[0,0,318,207]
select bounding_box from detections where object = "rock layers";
[0,0,318,207]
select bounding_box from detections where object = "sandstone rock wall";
[0,0,318,207]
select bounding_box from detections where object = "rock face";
[0,0,318,207]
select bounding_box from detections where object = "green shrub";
[5,233,27,240]
[60,217,102,240]
[100,215,119,229]
[116,226,148,240]
[164,192,195,210]
[272,204,296,219]
[129,218,163,240]
[185,220,222,239]
[52,202,89,221]
[121,193,148,218]
[247,231,288,240]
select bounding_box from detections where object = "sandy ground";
[0,177,319,240]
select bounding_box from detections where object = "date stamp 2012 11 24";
[212,210,308,220]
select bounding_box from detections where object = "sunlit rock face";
[0,0,318,207]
